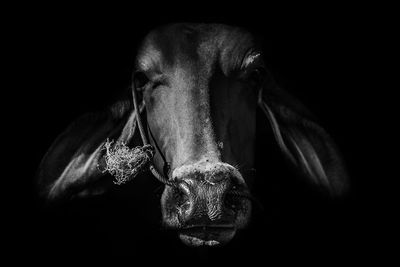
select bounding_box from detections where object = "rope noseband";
[131,73,176,187]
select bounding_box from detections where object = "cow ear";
[36,98,142,202]
[258,74,349,196]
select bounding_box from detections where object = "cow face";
[37,23,348,248]
[135,24,261,246]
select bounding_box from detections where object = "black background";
[6,4,387,266]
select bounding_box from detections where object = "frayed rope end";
[99,139,154,185]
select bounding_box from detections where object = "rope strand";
[131,74,176,187]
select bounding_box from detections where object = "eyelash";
[151,80,164,89]
[134,72,166,92]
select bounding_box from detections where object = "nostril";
[171,181,193,215]
[172,187,187,206]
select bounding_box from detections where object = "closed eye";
[152,79,165,89]
[150,76,169,90]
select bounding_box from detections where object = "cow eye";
[134,72,150,90]
[246,67,266,88]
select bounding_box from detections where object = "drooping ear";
[36,97,144,202]
[258,73,349,196]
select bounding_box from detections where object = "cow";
[36,23,348,247]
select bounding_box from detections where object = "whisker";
[232,163,243,170]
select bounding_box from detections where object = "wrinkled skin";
[136,24,259,246]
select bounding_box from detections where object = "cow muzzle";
[161,161,252,247]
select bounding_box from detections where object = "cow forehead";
[136,23,256,75]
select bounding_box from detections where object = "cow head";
[36,23,348,247]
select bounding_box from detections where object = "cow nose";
[175,172,232,224]
[174,181,194,219]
